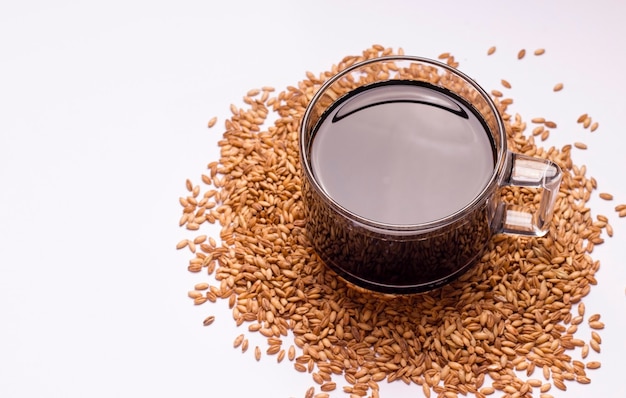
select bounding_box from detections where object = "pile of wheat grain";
[177,45,619,398]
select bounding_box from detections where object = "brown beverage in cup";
[299,56,562,294]
[309,80,495,225]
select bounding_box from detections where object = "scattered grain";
[589,338,601,353]
[254,346,261,361]
[487,46,496,55]
[577,302,586,317]
[208,116,217,128]
[320,382,336,392]
[591,331,602,345]
[531,117,546,123]
[532,126,544,136]
[599,193,613,201]
[202,315,215,326]
[544,120,557,128]
[501,79,512,89]
[553,378,567,391]
[589,321,605,330]
[266,344,281,355]
[586,361,601,370]
[233,334,244,348]
[193,296,207,305]
[534,48,546,55]
[553,83,563,92]
[288,345,296,361]
[518,49,526,59]
[590,121,599,132]
[574,142,588,150]
[588,314,601,322]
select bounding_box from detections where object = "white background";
[1,1,625,397]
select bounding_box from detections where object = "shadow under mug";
[299,56,562,295]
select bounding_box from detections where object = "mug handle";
[494,151,563,237]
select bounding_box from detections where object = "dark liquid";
[310,80,496,225]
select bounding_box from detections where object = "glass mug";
[299,56,562,294]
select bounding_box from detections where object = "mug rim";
[299,55,508,233]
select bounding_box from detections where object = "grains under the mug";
[178,45,611,397]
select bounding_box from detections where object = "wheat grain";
[589,321,605,329]
[599,193,613,200]
[586,361,601,369]
[574,142,588,150]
